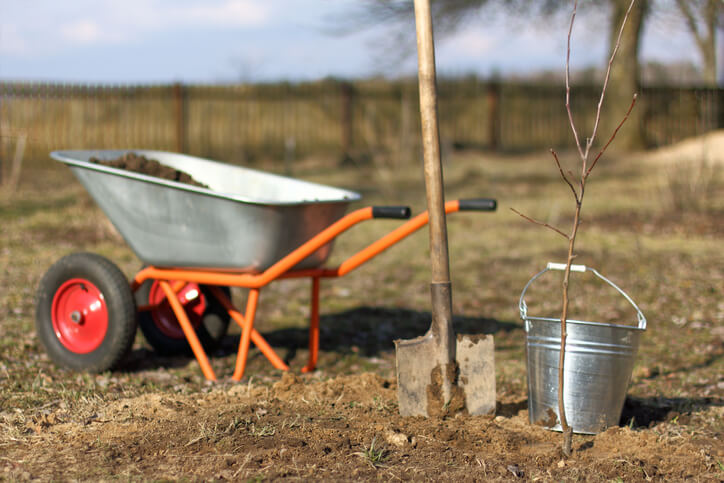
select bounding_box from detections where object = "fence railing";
[1,79,721,168]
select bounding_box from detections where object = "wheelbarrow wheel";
[136,280,231,356]
[35,252,137,373]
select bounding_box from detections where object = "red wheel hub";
[148,281,207,339]
[51,278,108,354]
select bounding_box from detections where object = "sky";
[0,0,704,84]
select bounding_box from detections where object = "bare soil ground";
[1,139,722,481]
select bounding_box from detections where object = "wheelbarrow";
[36,150,496,381]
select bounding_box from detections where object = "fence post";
[340,82,354,164]
[486,81,501,151]
[398,83,413,166]
[173,83,186,153]
[0,82,4,183]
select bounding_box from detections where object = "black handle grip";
[372,206,412,219]
[459,198,497,211]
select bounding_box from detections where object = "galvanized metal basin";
[51,150,361,270]
[519,264,647,434]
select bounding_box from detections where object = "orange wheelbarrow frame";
[131,199,495,381]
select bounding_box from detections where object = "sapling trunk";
[558,201,581,456]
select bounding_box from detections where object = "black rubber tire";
[136,280,231,356]
[35,252,137,373]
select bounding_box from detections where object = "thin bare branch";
[565,0,585,160]
[584,0,636,161]
[585,93,638,178]
[509,208,569,239]
[550,149,579,201]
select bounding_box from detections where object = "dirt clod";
[90,152,208,188]
[384,429,409,447]
[426,362,466,418]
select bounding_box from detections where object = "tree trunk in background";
[676,0,721,86]
[702,34,717,85]
[604,0,649,151]
[701,0,719,85]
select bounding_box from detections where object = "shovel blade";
[395,333,451,417]
[457,334,496,416]
[396,333,496,417]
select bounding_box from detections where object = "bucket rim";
[523,315,646,332]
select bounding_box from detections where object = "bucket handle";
[519,262,647,330]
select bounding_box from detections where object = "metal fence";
[1,79,721,168]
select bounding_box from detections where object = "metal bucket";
[519,263,647,434]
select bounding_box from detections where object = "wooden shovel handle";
[414,0,451,285]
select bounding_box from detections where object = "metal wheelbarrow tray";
[51,150,361,270]
[37,150,497,382]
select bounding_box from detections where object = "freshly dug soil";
[4,372,721,481]
[90,152,208,188]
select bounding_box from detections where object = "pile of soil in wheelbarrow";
[89,152,208,188]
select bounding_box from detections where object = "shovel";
[395,0,496,417]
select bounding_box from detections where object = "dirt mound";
[644,130,724,166]
[271,371,394,405]
[90,152,208,188]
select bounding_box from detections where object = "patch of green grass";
[354,436,389,468]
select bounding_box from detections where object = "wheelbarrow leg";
[207,286,289,374]
[232,288,260,381]
[158,280,217,381]
[302,276,321,373]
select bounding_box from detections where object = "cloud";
[60,20,106,44]
[0,0,271,54]
[179,1,268,28]
[448,29,497,57]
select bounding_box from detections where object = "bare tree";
[345,0,648,149]
[512,0,638,457]
[343,0,578,61]
[603,0,648,151]
[675,0,723,85]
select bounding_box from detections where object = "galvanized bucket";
[519,263,647,434]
